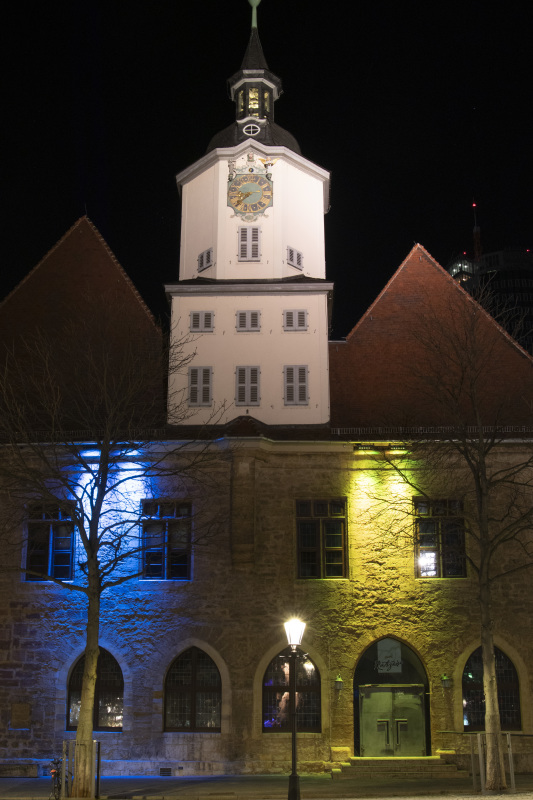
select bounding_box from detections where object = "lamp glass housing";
[284,618,306,648]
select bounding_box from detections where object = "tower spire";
[205,0,300,154]
[249,0,261,30]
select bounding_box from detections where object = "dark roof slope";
[0,216,157,342]
[0,217,164,433]
[329,244,533,430]
[206,120,301,155]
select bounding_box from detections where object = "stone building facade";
[2,437,533,775]
[1,1,533,781]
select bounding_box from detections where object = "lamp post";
[284,618,306,800]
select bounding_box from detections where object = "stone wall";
[0,440,532,774]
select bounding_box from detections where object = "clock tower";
[166,0,332,426]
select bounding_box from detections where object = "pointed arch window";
[262,647,320,732]
[462,646,521,730]
[67,649,123,731]
[164,647,221,731]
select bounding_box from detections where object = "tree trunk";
[72,584,100,798]
[480,577,506,791]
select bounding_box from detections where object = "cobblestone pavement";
[2,773,533,800]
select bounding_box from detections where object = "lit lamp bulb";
[284,618,306,649]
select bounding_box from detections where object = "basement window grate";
[159,767,172,777]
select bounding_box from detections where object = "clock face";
[228,174,273,214]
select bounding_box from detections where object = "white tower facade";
[165,14,332,427]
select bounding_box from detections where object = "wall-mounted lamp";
[334,674,344,691]
[441,674,452,688]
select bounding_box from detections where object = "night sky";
[3,1,532,338]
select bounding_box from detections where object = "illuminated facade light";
[284,618,305,649]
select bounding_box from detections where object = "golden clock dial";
[228,174,273,214]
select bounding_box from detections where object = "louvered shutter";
[250,228,260,259]
[297,311,306,329]
[189,368,199,404]
[249,367,259,403]
[189,367,212,405]
[200,368,211,404]
[238,227,260,261]
[285,311,294,329]
[236,366,260,405]
[236,367,247,404]
[191,312,200,331]
[297,367,307,403]
[284,366,308,405]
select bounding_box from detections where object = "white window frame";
[235,366,260,406]
[236,310,261,331]
[197,248,214,272]
[287,247,304,270]
[283,310,308,331]
[190,311,214,333]
[188,367,212,406]
[238,226,261,262]
[284,366,309,406]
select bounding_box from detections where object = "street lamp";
[284,618,306,800]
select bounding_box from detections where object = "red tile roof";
[0,216,158,344]
[329,244,533,430]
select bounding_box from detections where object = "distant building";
[447,248,533,351]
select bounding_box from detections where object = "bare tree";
[0,292,227,797]
[356,284,533,790]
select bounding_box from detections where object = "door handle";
[395,718,408,746]
[377,718,390,746]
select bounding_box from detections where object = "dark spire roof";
[241,26,269,70]
[205,2,300,155]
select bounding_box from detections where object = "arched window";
[67,648,123,731]
[164,647,221,731]
[262,647,320,732]
[462,646,521,730]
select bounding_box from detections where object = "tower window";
[197,248,213,272]
[287,247,304,270]
[462,646,521,730]
[165,647,221,732]
[263,647,321,732]
[243,123,261,137]
[68,649,123,731]
[283,310,308,331]
[238,227,261,261]
[188,367,212,406]
[141,500,192,580]
[236,366,260,406]
[414,498,466,578]
[25,503,75,581]
[284,366,308,405]
[296,499,347,579]
[190,311,214,333]
[236,310,261,331]
[247,87,259,116]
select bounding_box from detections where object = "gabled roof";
[329,244,533,430]
[0,216,157,344]
[0,217,165,433]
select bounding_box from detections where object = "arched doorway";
[353,638,430,757]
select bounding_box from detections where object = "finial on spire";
[249,0,261,29]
